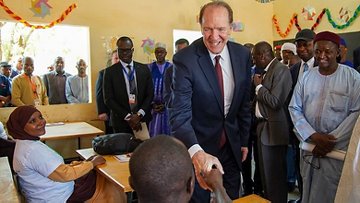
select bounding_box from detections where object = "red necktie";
[215,55,226,148]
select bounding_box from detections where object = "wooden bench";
[233,194,270,203]
[0,157,22,203]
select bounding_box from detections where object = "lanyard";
[122,67,135,81]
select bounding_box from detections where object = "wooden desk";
[0,157,21,203]
[76,148,132,193]
[41,122,104,148]
[233,194,270,203]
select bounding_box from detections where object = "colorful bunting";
[0,0,77,29]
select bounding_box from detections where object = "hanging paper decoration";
[272,13,298,38]
[272,4,360,38]
[102,36,119,56]
[0,0,77,29]
[311,9,326,31]
[30,0,52,18]
[326,5,360,29]
[141,37,155,55]
[232,22,244,32]
[338,7,350,23]
[302,6,316,20]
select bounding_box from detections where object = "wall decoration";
[232,22,244,32]
[141,37,155,55]
[272,13,298,38]
[273,4,360,38]
[326,5,360,29]
[30,0,52,18]
[0,0,77,29]
[302,6,316,20]
[338,7,350,23]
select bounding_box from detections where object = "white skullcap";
[155,42,166,49]
[281,42,297,55]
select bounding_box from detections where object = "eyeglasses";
[118,48,134,54]
[302,154,320,170]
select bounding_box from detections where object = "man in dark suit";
[288,28,316,203]
[253,41,292,203]
[354,46,360,71]
[103,36,154,133]
[95,50,119,134]
[170,2,252,202]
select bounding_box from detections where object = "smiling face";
[295,40,314,62]
[24,111,46,137]
[314,40,339,75]
[200,5,232,54]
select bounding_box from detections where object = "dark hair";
[199,1,233,24]
[175,38,189,46]
[129,135,193,202]
[116,36,133,47]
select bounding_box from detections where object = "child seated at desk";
[7,105,106,202]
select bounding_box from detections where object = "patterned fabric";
[148,61,172,137]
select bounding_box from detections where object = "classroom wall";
[0,0,273,123]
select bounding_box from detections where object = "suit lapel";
[227,42,245,115]
[196,41,223,112]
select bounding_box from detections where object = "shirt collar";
[120,60,134,69]
[301,57,315,68]
[208,45,229,65]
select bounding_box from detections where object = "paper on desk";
[45,122,65,127]
[114,154,130,162]
[133,122,150,141]
[300,142,346,161]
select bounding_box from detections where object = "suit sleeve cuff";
[188,144,203,158]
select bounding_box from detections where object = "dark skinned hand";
[310,132,336,157]
[253,74,263,86]
[127,114,142,131]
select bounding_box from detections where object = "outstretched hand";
[192,150,224,190]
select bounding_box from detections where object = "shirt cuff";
[255,84,263,95]
[124,113,131,121]
[138,109,145,117]
[188,144,203,158]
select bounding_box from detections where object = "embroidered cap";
[314,31,340,47]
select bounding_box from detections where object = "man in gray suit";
[252,41,292,203]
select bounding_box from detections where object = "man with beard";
[11,57,48,106]
[65,59,89,103]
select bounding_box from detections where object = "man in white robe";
[289,31,360,203]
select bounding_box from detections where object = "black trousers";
[190,142,241,203]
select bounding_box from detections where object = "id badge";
[129,94,136,104]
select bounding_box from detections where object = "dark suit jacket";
[95,69,109,115]
[257,59,292,146]
[170,38,252,167]
[163,66,173,107]
[103,61,154,133]
[354,46,360,71]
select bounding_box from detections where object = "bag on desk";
[92,133,143,155]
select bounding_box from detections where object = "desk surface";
[41,122,104,141]
[76,148,132,193]
[233,194,270,203]
[0,157,21,203]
